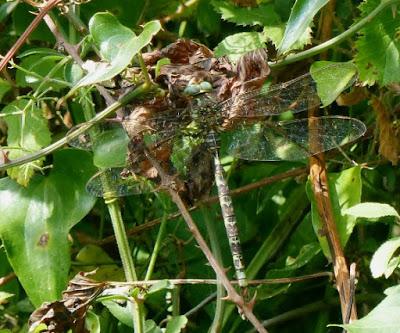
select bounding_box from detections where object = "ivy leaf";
[306,167,362,260]
[278,0,328,54]
[0,149,97,307]
[75,13,161,88]
[354,0,400,86]
[332,286,400,332]
[2,99,52,186]
[214,32,268,62]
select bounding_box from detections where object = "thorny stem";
[0,0,62,72]
[270,0,400,68]
[143,148,269,333]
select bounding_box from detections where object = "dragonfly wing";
[228,116,366,161]
[86,168,156,197]
[220,72,320,119]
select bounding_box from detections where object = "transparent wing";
[228,116,366,161]
[86,168,156,197]
[219,72,320,118]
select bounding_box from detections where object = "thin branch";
[143,147,269,333]
[107,272,332,287]
[0,0,62,72]
[0,272,16,286]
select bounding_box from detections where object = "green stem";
[270,0,400,68]
[202,208,226,333]
[0,84,149,171]
[105,197,138,281]
[144,210,168,281]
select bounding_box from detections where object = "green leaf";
[344,203,399,219]
[214,32,267,62]
[2,99,51,186]
[311,61,358,107]
[197,0,221,36]
[165,316,188,333]
[307,166,362,259]
[0,1,18,23]
[75,14,161,88]
[211,0,281,27]
[85,311,100,333]
[355,0,400,86]
[102,299,134,328]
[333,285,400,332]
[92,126,130,168]
[278,0,329,54]
[0,78,11,102]
[74,245,125,281]
[257,242,321,299]
[145,320,162,333]
[370,237,400,278]
[0,149,97,306]
[15,53,68,92]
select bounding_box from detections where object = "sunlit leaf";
[214,32,267,62]
[332,285,400,332]
[2,99,51,186]
[344,203,399,219]
[75,14,161,88]
[370,237,400,278]
[278,0,329,54]
[311,61,357,107]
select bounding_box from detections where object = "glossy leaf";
[75,13,161,87]
[307,166,362,259]
[370,237,400,278]
[0,149,97,306]
[344,203,400,219]
[278,0,329,54]
[2,99,51,186]
[311,61,357,107]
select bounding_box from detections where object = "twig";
[143,147,268,333]
[0,272,16,286]
[106,272,332,287]
[0,0,62,72]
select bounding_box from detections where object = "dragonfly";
[68,63,367,288]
